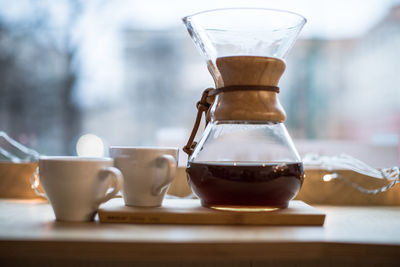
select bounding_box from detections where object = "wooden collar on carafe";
[210,56,287,122]
[183,56,287,156]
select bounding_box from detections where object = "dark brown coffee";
[186,162,304,209]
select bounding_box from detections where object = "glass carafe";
[182,8,306,211]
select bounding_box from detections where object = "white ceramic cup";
[110,146,178,207]
[31,156,123,222]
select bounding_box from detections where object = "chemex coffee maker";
[182,8,307,211]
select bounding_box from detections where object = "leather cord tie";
[208,85,279,96]
[183,85,280,156]
[183,88,213,156]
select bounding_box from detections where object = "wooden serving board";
[98,199,325,226]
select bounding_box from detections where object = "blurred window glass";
[0,0,399,165]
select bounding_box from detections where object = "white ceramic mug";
[110,146,178,207]
[31,156,123,222]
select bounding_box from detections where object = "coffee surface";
[186,162,304,208]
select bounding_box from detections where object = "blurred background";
[0,0,399,166]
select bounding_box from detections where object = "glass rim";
[109,146,178,151]
[182,7,307,25]
[39,156,113,162]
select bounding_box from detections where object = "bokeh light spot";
[76,134,104,157]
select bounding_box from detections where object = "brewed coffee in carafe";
[182,9,307,210]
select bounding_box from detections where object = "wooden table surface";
[0,199,399,266]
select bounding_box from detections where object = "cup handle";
[30,167,46,199]
[152,154,177,196]
[96,167,123,205]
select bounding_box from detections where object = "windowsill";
[0,199,399,265]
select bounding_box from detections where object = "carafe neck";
[208,56,287,123]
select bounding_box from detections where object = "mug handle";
[96,167,123,205]
[152,154,177,196]
[30,167,47,199]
